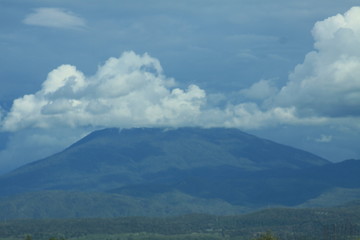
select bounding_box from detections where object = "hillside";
[0,127,359,219]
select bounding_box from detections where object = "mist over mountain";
[0,127,359,219]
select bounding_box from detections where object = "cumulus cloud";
[1,50,324,134]
[1,52,206,131]
[273,6,360,117]
[222,6,360,128]
[23,8,86,30]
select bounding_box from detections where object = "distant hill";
[0,127,359,219]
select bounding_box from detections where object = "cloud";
[315,134,332,143]
[240,79,278,101]
[0,106,4,121]
[1,50,325,133]
[222,6,360,128]
[4,20,360,133]
[212,104,326,129]
[23,8,86,30]
[1,52,206,131]
[273,6,360,117]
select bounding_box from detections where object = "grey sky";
[0,0,359,173]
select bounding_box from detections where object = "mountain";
[0,127,359,219]
[0,128,328,194]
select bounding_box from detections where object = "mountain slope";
[111,159,360,207]
[0,190,248,220]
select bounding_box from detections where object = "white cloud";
[240,79,278,100]
[1,51,206,131]
[1,50,326,134]
[208,104,326,129]
[224,6,360,129]
[315,134,333,143]
[23,8,86,30]
[273,6,360,117]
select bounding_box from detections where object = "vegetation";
[1,201,360,240]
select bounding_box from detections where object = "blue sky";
[0,0,360,173]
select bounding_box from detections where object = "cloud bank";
[1,52,206,131]
[12,6,360,132]
[1,7,360,171]
[1,50,322,132]
[23,8,86,30]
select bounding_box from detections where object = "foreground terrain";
[1,201,360,240]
